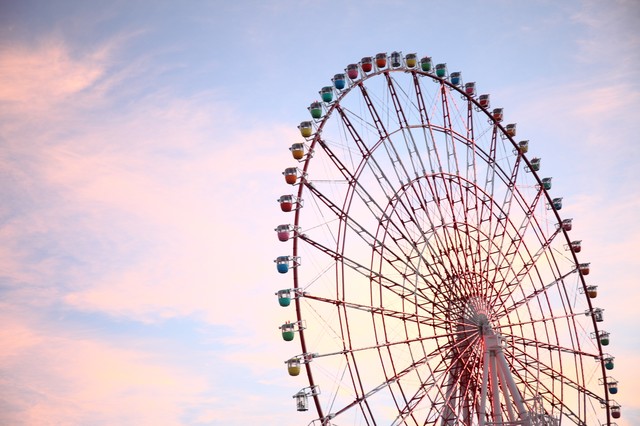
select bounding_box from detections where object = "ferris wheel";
[273,51,621,425]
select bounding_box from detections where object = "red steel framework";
[275,52,618,425]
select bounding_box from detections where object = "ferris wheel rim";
[279,54,614,425]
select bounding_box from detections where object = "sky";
[0,0,639,425]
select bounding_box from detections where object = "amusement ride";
[273,51,620,425]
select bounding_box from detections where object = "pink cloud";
[0,310,210,425]
[0,29,150,119]
[0,33,296,326]
[47,115,291,325]
[5,14,636,425]
[0,41,104,110]
[0,33,304,424]
[0,304,311,425]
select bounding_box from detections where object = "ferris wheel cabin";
[603,355,615,370]
[478,93,490,108]
[360,56,373,72]
[290,142,306,160]
[320,86,333,103]
[287,358,301,376]
[405,53,417,68]
[390,51,402,68]
[298,121,314,138]
[420,56,432,71]
[465,82,476,96]
[610,402,621,419]
[375,52,387,68]
[278,194,302,212]
[450,71,462,86]
[308,101,323,119]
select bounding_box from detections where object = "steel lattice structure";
[274,52,620,425]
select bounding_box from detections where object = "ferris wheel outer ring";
[285,65,612,424]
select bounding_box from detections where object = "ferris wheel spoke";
[497,314,579,361]
[298,221,446,317]
[446,177,484,292]
[410,73,448,177]
[383,208,468,301]
[297,204,458,320]
[314,330,466,362]
[312,138,411,242]
[438,175,500,298]
[481,126,500,205]
[501,344,602,424]
[314,138,359,182]
[392,353,453,424]
[500,331,599,358]
[334,306,379,425]
[357,82,418,189]
[372,204,475,314]
[465,156,488,302]
[303,293,465,333]
[391,334,484,425]
[371,198,467,307]
[484,163,524,283]
[298,231,418,297]
[460,98,483,280]
[439,84,463,179]
[474,128,514,285]
[494,311,580,331]
[482,165,526,297]
[471,189,548,309]
[331,103,401,204]
[417,175,478,291]
[490,215,561,305]
[369,177,481,303]
[495,267,577,319]
[488,187,552,288]
[423,177,469,268]
[383,73,427,178]
[326,333,471,422]
[327,352,433,421]
[333,103,374,158]
[438,339,486,423]
[302,178,391,253]
[464,99,478,183]
[357,80,390,141]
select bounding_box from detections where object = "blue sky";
[0,0,639,425]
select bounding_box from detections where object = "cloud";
[0,31,299,325]
[0,35,308,423]
[570,0,640,64]
[0,41,103,105]
[4,4,638,424]
[47,106,294,324]
[603,346,640,426]
[0,39,307,422]
[0,308,210,426]
[0,298,305,425]
[0,26,155,118]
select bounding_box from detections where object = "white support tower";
[477,314,558,426]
